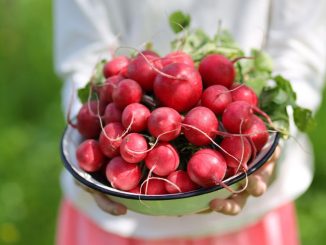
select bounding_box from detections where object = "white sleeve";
[54,0,120,114]
[265,0,326,112]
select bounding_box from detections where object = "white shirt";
[54,0,326,239]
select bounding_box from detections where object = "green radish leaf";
[273,75,296,105]
[169,11,191,33]
[252,49,273,72]
[272,90,289,105]
[259,75,296,107]
[77,60,106,103]
[214,30,239,49]
[92,59,107,85]
[191,44,243,63]
[187,29,211,47]
[245,78,267,95]
[259,86,290,137]
[144,41,154,51]
[77,84,91,103]
[171,27,243,63]
[293,106,316,132]
[267,107,290,132]
[235,62,244,83]
[215,46,244,59]
[235,49,272,96]
[190,43,218,61]
[179,29,211,54]
[260,102,290,138]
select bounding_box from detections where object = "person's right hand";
[75,181,127,216]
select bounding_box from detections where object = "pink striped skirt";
[56,199,299,245]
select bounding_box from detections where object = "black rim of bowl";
[60,127,280,200]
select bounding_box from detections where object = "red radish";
[161,51,194,67]
[112,79,142,109]
[76,139,104,172]
[129,186,141,194]
[106,156,141,191]
[99,75,124,105]
[154,63,203,112]
[103,56,129,78]
[220,136,252,170]
[77,101,101,138]
[165,170,199,193]
[187,149,227,188]
[126,54,163,91]
[222,101,272,134]
[141,178,167,195]
[147,107,182,141]
[183,106,219,146]
[120,133,148,163]
[201,85,232,115]
[231,84,258,106]
[222,101,252,133]
[121,103,150,132]
[145,143,179,176]
[199,54,235,88]
[99,122,125,158]
[103,103,122,124]
[243,115,269,152]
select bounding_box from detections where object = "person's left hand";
[209,146,281,215]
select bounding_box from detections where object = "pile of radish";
[71,50,274,195]
[69,11,314,195]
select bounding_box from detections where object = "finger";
[268,145,281,163]
[259,159,276,182]
[92,192,127,216]
[210,191,249,215]
[247,159,276,196]
[246,175,266,197]
[245,145,280,196]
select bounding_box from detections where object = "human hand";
[209,145,281,215]
[75,181,127,216]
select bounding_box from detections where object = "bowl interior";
[61,126,279,200]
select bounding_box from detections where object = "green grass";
[0,1,63,244]
[0,1,325,244]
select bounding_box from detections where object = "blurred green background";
[0,1,325,244]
